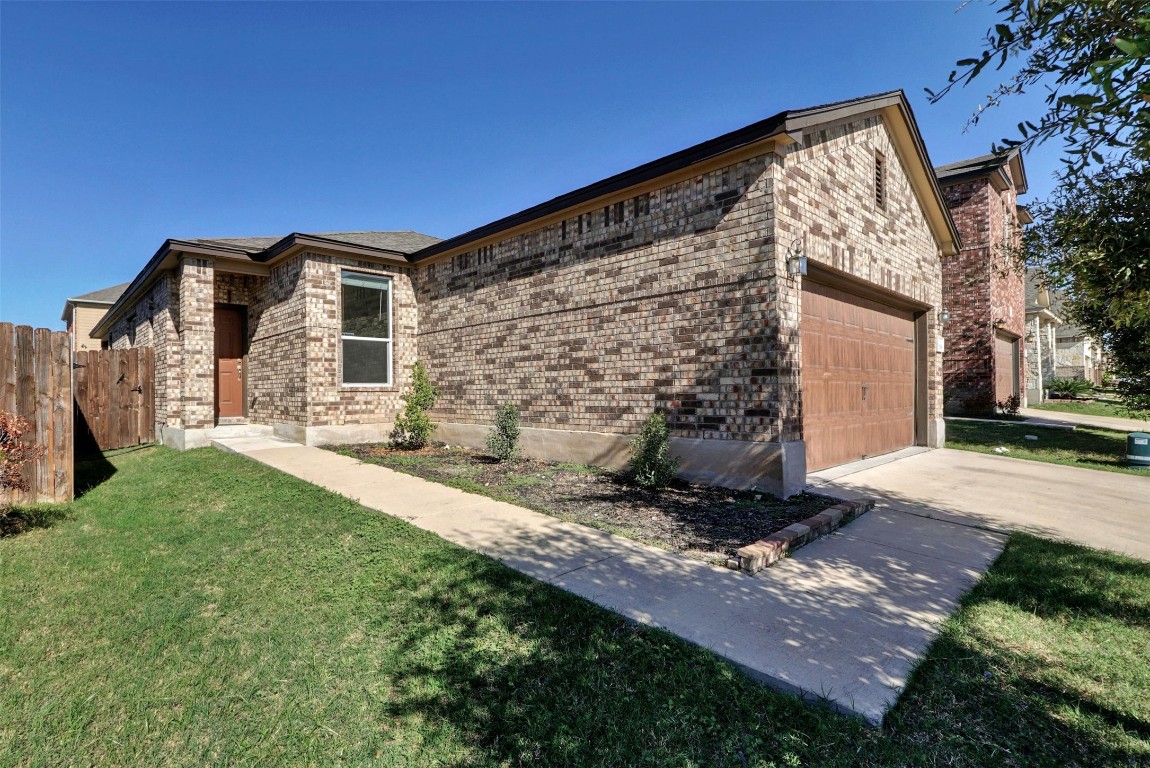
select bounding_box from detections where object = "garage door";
[802,280,917,471]
[995,332,1019,401]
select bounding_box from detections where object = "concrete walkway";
[213,436,1004,726]
[812,447,1150,561]
[1019,406,1150,433]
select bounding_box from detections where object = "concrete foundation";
[434,422,807,499]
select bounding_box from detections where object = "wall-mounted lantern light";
[786,239,808,277]
[938,308,951,325]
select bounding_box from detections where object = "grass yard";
[2,447,1148,766]
[1030,399,1148,420]
[945,419,1148,475]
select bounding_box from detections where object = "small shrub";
[628,411,680,489]
[486,403,522,462]
[390,361,440,450]
[961,392,997,418]
[1047,377,1093,399]
[995,394,1021,417]
[1,411,44,495]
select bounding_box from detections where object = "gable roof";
[94,90,960,339]
[935,149,1028,195]
[411,90,960,262]
[60,281,131,322]
[92,230,441,338]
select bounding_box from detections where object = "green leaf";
[1112,37,1149,57]
[1060,94,1100,108]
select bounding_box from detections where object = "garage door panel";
[802,280,916,472]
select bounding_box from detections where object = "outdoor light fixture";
[938,308,951,325]
[786,239,808,276]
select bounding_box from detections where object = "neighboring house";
[60,282,131,352]
[1024,271,1104,401]
[934,151,1031,412]
[93,90,959,497]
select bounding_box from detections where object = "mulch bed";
[336,443,839,564]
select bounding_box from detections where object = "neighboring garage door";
[995,332,1019,401]
[802,280,917,471]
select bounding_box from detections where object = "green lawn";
[946,419,1148,475]
[1030,399,1148,420]
[2,447,1148,766]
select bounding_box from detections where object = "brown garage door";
[995,332,1019,401]
[802,280,916,471]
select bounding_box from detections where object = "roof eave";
[258,233,412,265]
[409,110,795,263]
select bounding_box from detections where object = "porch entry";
[214,305,246,420]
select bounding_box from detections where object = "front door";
[214,305,245,420]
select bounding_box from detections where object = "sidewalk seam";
[545,553,621,582]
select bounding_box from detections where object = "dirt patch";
[335,443,839,565]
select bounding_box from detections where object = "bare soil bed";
[334,443,839,564]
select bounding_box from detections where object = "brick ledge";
[732,499,875,574]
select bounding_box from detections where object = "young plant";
[486,403,522,462]
[628,410,680,489]
[1047,377,1093,399]
[996,394,1022,417]
[961,392,997,418]
[389,361,440,450]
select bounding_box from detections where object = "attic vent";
[874,152,887,210]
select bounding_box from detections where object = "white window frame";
[340,271,393,387]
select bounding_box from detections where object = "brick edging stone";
[731,498,875,574]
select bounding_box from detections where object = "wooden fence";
[74,348,155,452]
[0,323,73,504]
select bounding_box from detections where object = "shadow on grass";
[0,505,72,538]
[888,534,1150,766]
[362,531,1149,766]
[369,547,859,766]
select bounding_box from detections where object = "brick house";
[94,90,959,497]
[934,151,1032,413]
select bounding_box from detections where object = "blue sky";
[1,1,1057,330]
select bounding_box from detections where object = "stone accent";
[735,498,874,574]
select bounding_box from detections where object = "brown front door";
[994,332,1019,401]
[214,306,245,420]
[801,280,917,471]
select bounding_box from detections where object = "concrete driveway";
[812,448,1150,561]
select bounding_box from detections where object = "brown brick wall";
[301,254,417,428]
[940,168,1026,412]
[773,115,944,439]
[416,114,943,446]
[416,154,782,442]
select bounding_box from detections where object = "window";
[874,152,886,210]
[341,272,392,385]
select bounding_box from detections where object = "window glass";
[341,273,391,385]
